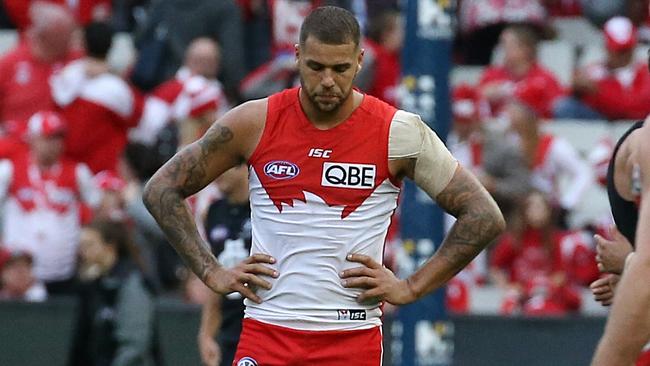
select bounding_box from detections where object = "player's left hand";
[340,253,417,305]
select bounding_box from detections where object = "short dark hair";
[84,21,114,59]
[299,6,360,48]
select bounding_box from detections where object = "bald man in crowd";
[0,2,80,127]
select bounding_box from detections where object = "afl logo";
[264,160,300,180]
[237,357,258,366]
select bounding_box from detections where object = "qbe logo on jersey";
[322,162,376,189]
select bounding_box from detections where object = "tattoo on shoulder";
[199,124,234,154]
[174,123,235,196]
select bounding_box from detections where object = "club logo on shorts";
[237,357,258,366]
[322,162,376,189]
[264,160,300,180]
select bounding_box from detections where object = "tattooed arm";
[406,165,505,298]
[143,100,277,303]
[342,114,504,304]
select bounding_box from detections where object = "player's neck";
[299,89,363,129]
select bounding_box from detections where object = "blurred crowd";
[0,0,648,362]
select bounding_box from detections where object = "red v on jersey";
[248,88,400,218]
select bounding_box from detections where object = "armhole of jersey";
[246,98,273,166]
[384,108,401,188]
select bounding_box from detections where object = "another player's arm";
[198,293,223,366]
[143,101,274,301]
[592,124,650,366]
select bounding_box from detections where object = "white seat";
[551,17,603,47]
[538,40,575,86]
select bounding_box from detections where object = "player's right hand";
[198,333,221,366]
[589,274,620,307]
[205,253,279,304]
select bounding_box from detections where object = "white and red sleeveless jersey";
[530,133,592,210]
[50,59,143,173]
[246,88,401,330]
[0,153,100,281]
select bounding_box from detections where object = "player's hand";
[340,253,417,305]
[204,253,279,304]
[198,333,221,366]
[595,226,633,274]
[589,274,620,307]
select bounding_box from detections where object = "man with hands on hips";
[144,6,504,365]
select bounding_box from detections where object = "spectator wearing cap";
[130,37,229,148]
[505,98,592,226]
[93,170,128,221]
[477,24,565,119]
[51,21,143,174]
[0,248,47,302]
[0,2,80,127]
[0,111,101,295]
[555,16,650,120]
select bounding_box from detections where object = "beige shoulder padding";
[388,110,458,198]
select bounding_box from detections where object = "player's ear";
[295,43,300,66]
[356,48,364,74]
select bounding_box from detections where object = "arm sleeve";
[0,159,13,199]
[76,163,102,208]
[111,274,155,366]
[388,110,458,198]
[551,138,593,210]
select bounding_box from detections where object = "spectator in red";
[0,2,79,127]
[362,9,402,106]
[0,249,47,301]
[477,25,565,119]
[506,97,592,226]
[51,21,143,174]
[554,16,650,121]
[3,0,111,31]
[491,191,581,316]
[131,37,229,147]
[0,111,100,295]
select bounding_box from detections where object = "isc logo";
[337,309,367,320]
[322,162,375,189]
[308,148,332,158]
[264,160,300,180]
